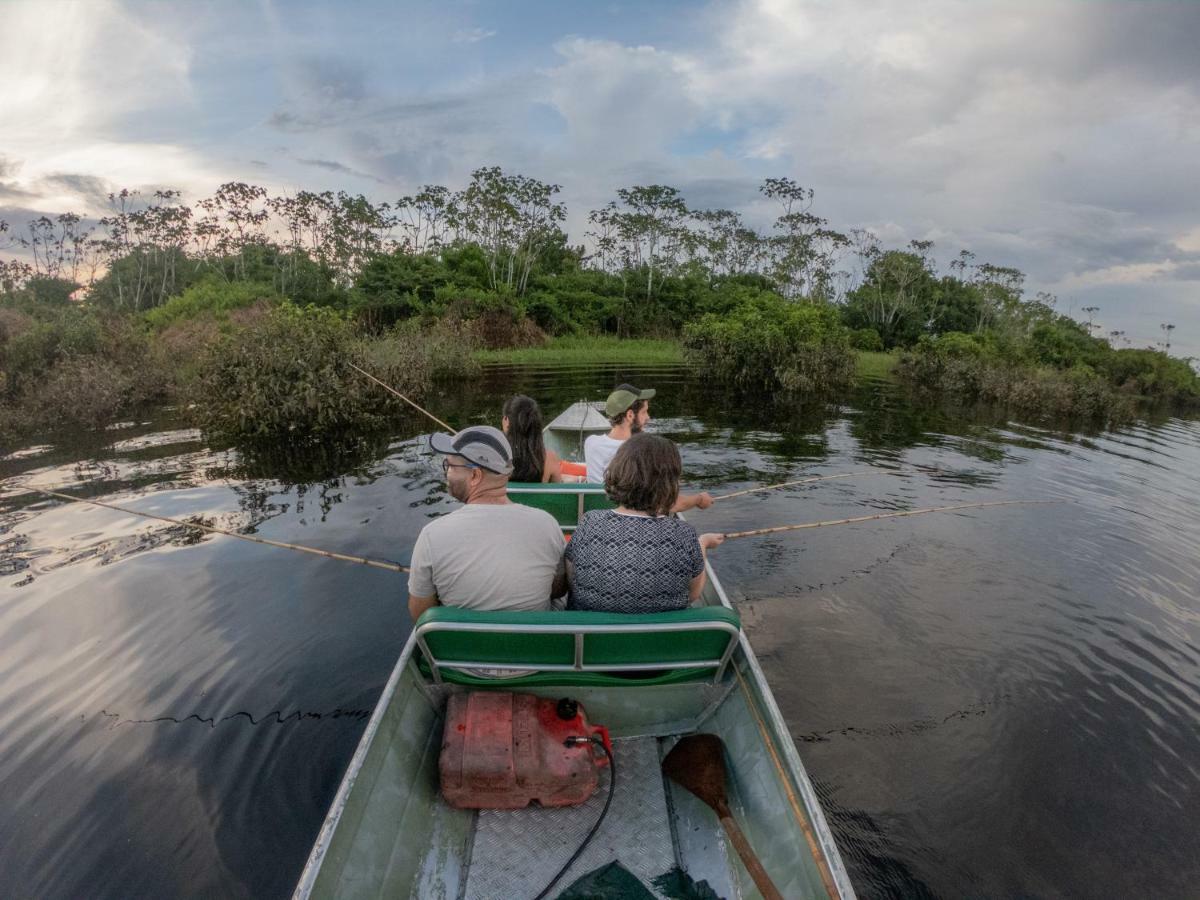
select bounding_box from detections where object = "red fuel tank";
[440,692,611,810]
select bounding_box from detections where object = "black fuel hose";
[532,736,617,900]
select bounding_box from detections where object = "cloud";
[296,158,384,183]
[39,173,113,211]
[0,182,36,203]
[0,0,193,147]
[1175,227,1200,255]
[452,27,496,44]
[1,0,1197,353]
[294,56,368,104]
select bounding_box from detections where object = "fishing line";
[12,488,410,573]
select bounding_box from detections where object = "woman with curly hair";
[565,433,723,612]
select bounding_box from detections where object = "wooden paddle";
[662,734,786,900]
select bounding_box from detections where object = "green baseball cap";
[604,383,656,418]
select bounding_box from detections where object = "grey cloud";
[296,158,384,183]
[0,205,69,235]
[1064,4,1200,87]
[268,110,314,132]
[452,27,496,44]
[295,56,368,104]
[40,173,112,211]
[0,182,36,203]
[672,176,768,213]
[1168,262,1200,282]
[268,87,504,137]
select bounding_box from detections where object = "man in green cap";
[585,383,713,511]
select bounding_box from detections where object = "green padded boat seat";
[507,483,614,530]
[412,606,741,688]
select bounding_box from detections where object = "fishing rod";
[722,499,1062,540]
[348,366,911,503]
[349,363,457,434]
[712,470,899,502]
[14,488,410,574]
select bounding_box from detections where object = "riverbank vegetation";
[2,171,1197,444]
[474,335,682,366]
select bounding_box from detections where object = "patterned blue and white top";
[564,509,704,613]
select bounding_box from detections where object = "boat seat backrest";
[506,483,613,530]
[412,607,741,688]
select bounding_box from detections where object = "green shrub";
[192,303,477,444]
[0,305,113,395]
[371,319,482,382]
[144,278,281,329]
[1028,320,1105,369]
[194,304,380,443]
[848,328,884,352]
[20,277,79,306]
[28,356,137,430]
[2,351,167,438]
[428,286,545,349]
[683,296,855,395]
[895,342,1136,423]
[1100,348,1200,403]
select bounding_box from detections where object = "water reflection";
[1,367,1198,898]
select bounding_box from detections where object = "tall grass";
[474,335,684,366]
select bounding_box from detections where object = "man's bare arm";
[551,567,568,600]
[671,491,714,513]
[408,592,439,621]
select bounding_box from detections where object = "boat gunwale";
[703,562,857,897]
[293,630,423,900]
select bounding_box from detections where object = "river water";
[1,366,1198,899]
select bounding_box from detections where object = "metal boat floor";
[463,737,678,900]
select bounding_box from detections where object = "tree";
[689,209,765,278]
[760,178,848,300]
[449,167,566,295]
[327,192,395,287]
[609,184,690,300]
[14,213,96,285]
[972,262,1026,333]
[194,182,270,281]
[841,246,939,347]
[394,185,453,254]
[92,190,195,311]
[1161,322,1176,352]
[0,220,33,294]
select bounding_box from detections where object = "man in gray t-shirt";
[407,425,566,621]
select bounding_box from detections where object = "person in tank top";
[501,395,563,483]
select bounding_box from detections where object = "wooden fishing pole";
[349,363,457,434]
[712,470,896,502]
[723,499,1061,540]
[18,488,410,573]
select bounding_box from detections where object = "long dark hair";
[503,395,546,482]
[604,433,681,515]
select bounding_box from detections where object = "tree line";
[2,167,1196,443]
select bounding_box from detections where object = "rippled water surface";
[2,367,1198,898]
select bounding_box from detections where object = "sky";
[1,0,1198,357]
